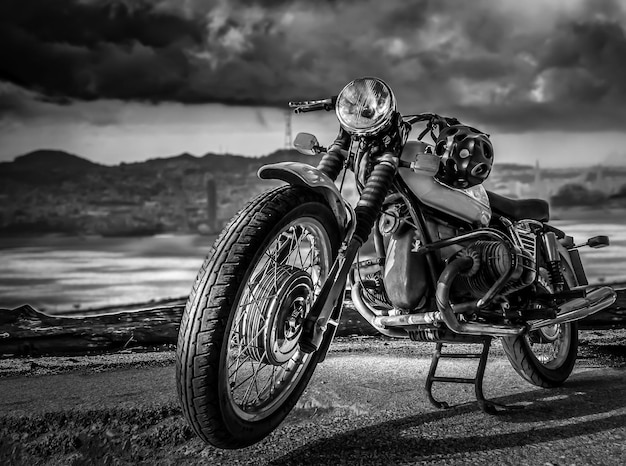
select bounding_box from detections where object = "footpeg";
[575,235,610,249]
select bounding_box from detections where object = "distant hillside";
[3,148,625,236]
[0,150,109,187]
[0,148,321,236]
[137,149,320,173]
[492,163,533,172]
[11,150,101,170]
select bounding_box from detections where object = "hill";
[11,150,101,170]
[3,148,626,236]
[0,148,321,236]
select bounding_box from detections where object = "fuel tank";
[399,164,492,227]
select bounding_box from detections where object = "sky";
[1,0,626,167]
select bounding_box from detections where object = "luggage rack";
[424,336,523,414]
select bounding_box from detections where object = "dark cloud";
[2,0,626,132]
[538,20,626,101]
[0,82,119,126]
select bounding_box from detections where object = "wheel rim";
[526,323,572,368]
[224,217,332,421]
[523,268,573,369]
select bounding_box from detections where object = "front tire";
[176,186,340,449]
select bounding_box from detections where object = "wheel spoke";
[224,216,331,420]
[527,324,568,365]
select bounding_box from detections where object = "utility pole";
[205,173,217,233]
[284,109,292,149]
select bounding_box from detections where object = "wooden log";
[1,288,624,356]
[0,304,185,355]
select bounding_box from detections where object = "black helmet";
[434,125,494,189]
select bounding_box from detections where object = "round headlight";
[335,77,396,136]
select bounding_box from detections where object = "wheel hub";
[240,266,313,365]
[528,270,562,344]
[531,324,560,343]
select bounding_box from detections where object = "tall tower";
[596,164,604,192]
[284,109,292,149]
[534,159,546,199]
[205,173,217,233]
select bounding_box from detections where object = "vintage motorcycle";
[175,77,616,449]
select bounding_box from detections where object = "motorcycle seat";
[486,191,550,222]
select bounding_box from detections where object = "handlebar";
[288,96,337,114]
[403,113,467,142]
[403,113,461,128]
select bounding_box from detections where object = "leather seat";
[486,191,550,222]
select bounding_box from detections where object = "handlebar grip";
[289,96,337,113]
[294,104,324,114]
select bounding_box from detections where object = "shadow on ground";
[269,370,626,465]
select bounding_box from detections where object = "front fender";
[258,162,351,236]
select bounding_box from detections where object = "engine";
[380,203,537,312]
[453,240,536,299]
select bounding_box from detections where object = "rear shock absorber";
[354,154,398,245]
[543,231,565,292]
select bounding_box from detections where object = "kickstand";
[424,337,523,414]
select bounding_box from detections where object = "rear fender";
[258,162,352,236]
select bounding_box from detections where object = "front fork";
[299,141,400,354]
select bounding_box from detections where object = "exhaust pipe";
[350,280,409,338]
[435,258,526,337]
[373,258,526,337]
[360,257,616,338]
[529,286,617,331]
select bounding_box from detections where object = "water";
[0,219,624,313]
[0,235,214,313]
[551,220,626,284]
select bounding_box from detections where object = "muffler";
[529,286,617,331]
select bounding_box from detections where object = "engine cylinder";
[457,240,535,298]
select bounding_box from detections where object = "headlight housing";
[335,77,396,136]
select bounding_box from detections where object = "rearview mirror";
[293,132,320,156]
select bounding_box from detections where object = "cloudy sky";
[1,0,626,166]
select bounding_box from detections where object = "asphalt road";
[1,335,625,465]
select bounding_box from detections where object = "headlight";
[335,77,396,136]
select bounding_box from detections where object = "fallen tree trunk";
[1,288,624,356]
[0,300,377,355]
[0,303,187,355]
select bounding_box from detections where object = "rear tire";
[175,186,340,449]
[502,262,579,387]
[502,322,578,387]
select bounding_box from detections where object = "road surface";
[1,334,625,465]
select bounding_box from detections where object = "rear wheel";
[502,266,579,387]
[176,186,339,449]
[502,321,578,387]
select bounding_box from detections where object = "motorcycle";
[175,77,617,449]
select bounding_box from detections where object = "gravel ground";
[0,330,625,465]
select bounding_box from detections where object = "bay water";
[1,218,624,314]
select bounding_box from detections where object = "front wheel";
[176,186,340,449]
